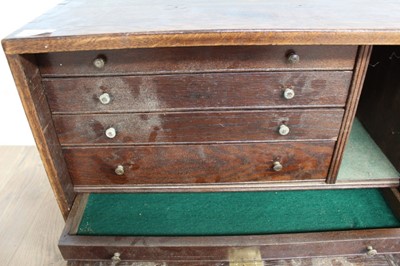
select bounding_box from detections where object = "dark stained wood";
[4,1,400,263]
[67,255,393,266]
[43,71,353,114]
[59,193,400,261]
[63,141,335,186]
[54,110,344,146]
[68,194,89,235]
[36,46,357,77]
[5,54,75,219]
[326,45,373,183]
[381,188,400,222]
[62,193,89,238]
[3,0,400,54]
[59,230,400,261]
[66,256,392,265]
[357,46,400,173]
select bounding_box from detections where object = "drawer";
[54,110,344,145]
[59,189,400,261]
[43,71,353,114]
[63,141,335,186]
[37,46,358,77]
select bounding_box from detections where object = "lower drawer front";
[64,142,335,186]
[59,189,400,261]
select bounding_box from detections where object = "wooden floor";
[0,146,66,265]
[0,146,399,266]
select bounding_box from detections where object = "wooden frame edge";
[73,179,400,193]
[5,54,76,219]
[3,31,400,55]
[327,45,373,183]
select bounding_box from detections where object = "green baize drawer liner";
[78,189,400,236]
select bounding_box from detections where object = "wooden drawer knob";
[105,127,117,139]
[115,165,125,176]
[111,252,121,265]
[93,56,106,69]
[283,88,295,99]
[99,92,111,104]
[366,246,377,256]
[287,51,300,64]
[278,124,290,136]
[273,161,283,171]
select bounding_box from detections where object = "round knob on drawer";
[278,124,290,136]
[93,57,106,69]
[283,88,295,100]
[287,52,300,64]
[273,161,283,172]
[105,127,117,139]
[366,246,378,257]
[115,165,124,176]
[111,252,121,265]
[99,93,111,105]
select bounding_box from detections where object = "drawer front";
[63,141,335,185]
[37,46,357,77]
[44,71,352,114]
[54,110,344,145]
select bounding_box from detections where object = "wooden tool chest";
[2,0,400,264]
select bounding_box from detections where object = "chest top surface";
[2,0,400,54]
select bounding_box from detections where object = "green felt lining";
[77,189,400,236]
[337,118,399,181]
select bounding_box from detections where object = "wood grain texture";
[0,146,65,266]
[36,46,357,77]
[386,254,400,266]
[67,255,393,266]
[73,179,400,194]
[43,71,352,114]
[63,141,334,186]
[357,46,400,173]
[54,110,344,146]
[3,0,400,54]
[5,54,75,219]
[60,228,400,261]
[327,45,372,183]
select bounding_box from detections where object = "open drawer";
[59,187,400,263]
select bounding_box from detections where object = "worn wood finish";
[63,141,334,186]
[386,254,400,266]
[43,71,352,114]
[73,179,400,193]
[36,46,357,77]
[357,46,400,173]
[60,229,400,261]
[326,45,373,183]
[66,255,395,266]
[54,110,344,146]
[59,192,400,261]
[60,230,400,261]
[5,54,75,219]
[3,0,400,54]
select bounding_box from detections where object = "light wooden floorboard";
[0,146,66,266]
